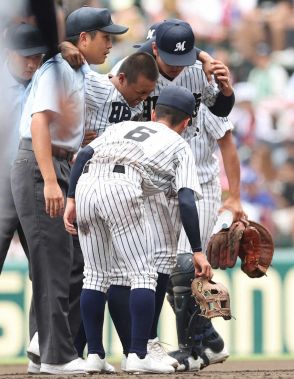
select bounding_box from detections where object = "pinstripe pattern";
[77,121,201,290]
[167,104,233,254]
[142,62,219,121]
[137,64,223,272]
[76,170,157,292]
[171,178,222,255]
[88,121,201,197]
[85,71,143,135]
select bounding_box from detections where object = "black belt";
[19,139,74,162]
[83,164,125,174]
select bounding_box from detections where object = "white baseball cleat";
[147,337,179,368]
[40,357,86,375]
[126,352,175,374]
[27,360,41,374]
[121,354,127,371]
[201,346,229,367]
[85,353,116,373]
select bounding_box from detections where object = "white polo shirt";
[19,54,85,153]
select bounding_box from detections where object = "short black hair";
[117,52,159,84]
[155,104,190,127]
[65,30,98,45]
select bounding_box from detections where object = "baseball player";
[106,18,238,368]
[11,7,128,375]
[136,20,243,370]
[166,104,244,371]
[84,51,158,139]
[63,85,213,374]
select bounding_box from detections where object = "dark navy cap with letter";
[133,22,162,54]
[155,19,197,66]
[5,23,48,56]
[66,7,129,37]
[156,85,195,116]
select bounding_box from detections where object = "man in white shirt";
[11,7,128,375]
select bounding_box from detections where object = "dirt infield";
[0,359,294,379]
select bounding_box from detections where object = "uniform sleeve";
[31,62,69,115]
[202,107,234,140]
[178,188,202,252]
[174,143,202,199]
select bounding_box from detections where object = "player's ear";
[152,42,158,57]
[151,109,156,122]
[118,72,126,85]
[79,31,88,46]
[179,117,190,134]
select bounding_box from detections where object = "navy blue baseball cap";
[66,7,129,38]
[5,23,48,56]
[156,85,195,116]
[155,19,197,66]
[133,22,162,54]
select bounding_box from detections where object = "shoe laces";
[148,340,168,359]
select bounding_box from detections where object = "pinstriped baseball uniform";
[84,69,144,286]
[140,63,220,274]
[142,63,219,122]
[75,121,202,293]
[168,103,234,253]
[85,70,143,136]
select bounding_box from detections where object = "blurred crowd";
[3,0,294,259]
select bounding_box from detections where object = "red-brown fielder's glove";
[207,219,274,278]
[207,221,246,269]
[239,221,274,278]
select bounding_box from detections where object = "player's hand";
[220,197,247,222]
[59,41,85,69]
[193,252,213,280]
[211,60,233,96]
[44,181,64,218]
[63,198,78,235]
[82,130,97,147]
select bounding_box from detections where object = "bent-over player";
[63,85,213,374]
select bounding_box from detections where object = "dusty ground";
[0,359,294,379]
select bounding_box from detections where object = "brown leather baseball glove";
[239,220,274,278]
[207,219,274,278]
[191,277,232,320]
[207,221,246,269]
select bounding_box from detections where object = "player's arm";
[31,111,64,218]
[59,41,84,68]
[197,49,214,84]
[178,187,213,280]
[64,146,94,234]
[217,130,245,220]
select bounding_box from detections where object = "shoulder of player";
[186,60,205,72]
[85,72,114,94]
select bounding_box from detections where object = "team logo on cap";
[174,41,186,52]
[147,28,156,40]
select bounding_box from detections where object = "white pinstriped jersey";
[189,104,233,184]
[85,71,143,136]
[142,61,219,125]
[87,120,202,198]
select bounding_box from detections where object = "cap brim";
[16,45,48,57]
[133,37,155,55]
[99,24,129,35]
[158,46,197,66]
